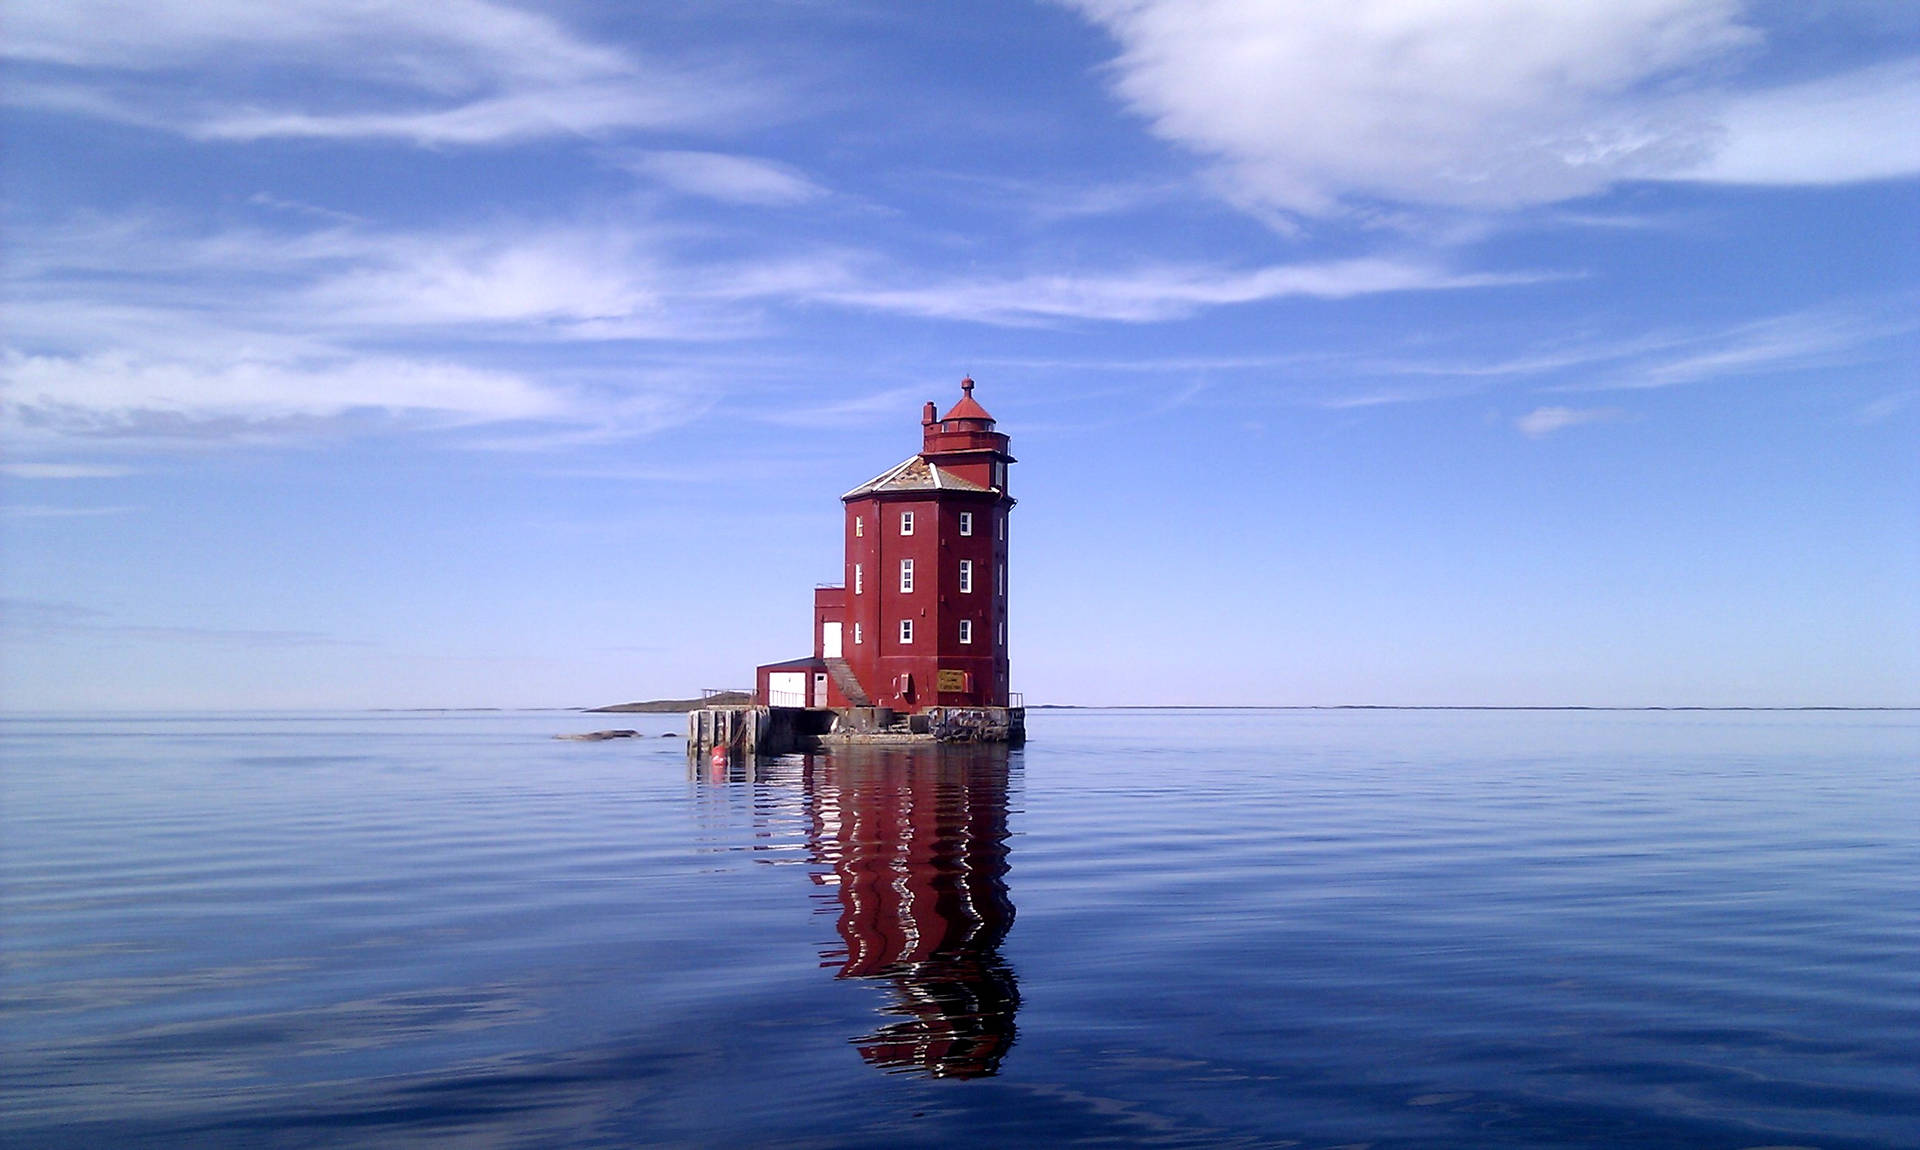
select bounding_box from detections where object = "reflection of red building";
[757,379,1016,713]
[803,748,1018,1078]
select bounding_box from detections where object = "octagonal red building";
[756,378,1015,714]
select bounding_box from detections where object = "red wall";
[842,494,1010,711]
[812,586,849,708]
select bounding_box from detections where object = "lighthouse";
[754,378,1017,726]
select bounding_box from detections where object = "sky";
[2,0,1915,710]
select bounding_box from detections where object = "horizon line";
[1,704,1915,716]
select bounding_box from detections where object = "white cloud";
[1516,406,1623,436]
[827,258,1541,324]
[1601,308,1910,390]
[195,82,733,147]
[0,504,139,518]
[1,209,830,442]
[624,151,827,206]
[3,350,570,438]
[1678,57,1920,185]
[246,193,364,225]
[1346,303,1913,396]
[1857,390,1916,423]
[0,200,1564,448]
[0,462,135,479]
[5,213,769,351]
[1,211,783,443]
[3,0,763,145]
[4,0,612,73]
[1061,0,1920,216]
[298,230,670,331]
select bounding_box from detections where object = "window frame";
[959,619,973,645]
[958,511,973,537]
[853,563,862,594]
[899,619,913,644]
[900,511,914,536]
[959,559,973,594]
[899,558,914,593]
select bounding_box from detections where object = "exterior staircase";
[823,658,872,707]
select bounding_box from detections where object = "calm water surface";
[3,709,1916,1148]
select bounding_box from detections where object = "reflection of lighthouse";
[804,747,1018,1079]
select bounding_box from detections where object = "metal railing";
[701,687,752,700]
[1008,692,1024,708]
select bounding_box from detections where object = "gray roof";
[841,455,990,500]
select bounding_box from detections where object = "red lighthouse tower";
[756,378,1016,718]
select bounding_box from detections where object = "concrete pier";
[688,704,1024,758]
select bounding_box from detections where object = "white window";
[855,516,863,537]
[959,619,973,644]
[998,516,1005,541]
[999,621,1005,646]
[899,619,913,644]
[959,511,974,537]
[854,564,863,594]
[899,558,914,593]
[854,622,863,645]
[993,461,1006,488]
[997,563,1005,596]
[900,511,914,535]
[959,559,973,593]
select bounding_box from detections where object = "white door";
[813,673,829,707]
[822,622,842,658]
[769,672,806,708]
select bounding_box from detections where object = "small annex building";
[755,378,1016,715]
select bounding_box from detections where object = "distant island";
[586,692,754,713]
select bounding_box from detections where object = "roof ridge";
[840,455,920,500]
[841,455,990,498]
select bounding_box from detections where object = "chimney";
[923,401,937,425]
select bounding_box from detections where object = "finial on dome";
[961,376,974,396]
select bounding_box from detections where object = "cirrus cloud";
[1516,405,1624,437]
[0,462,135,479]
[622,151,828,206]
[2,350,570,440]
[2,0,770,146]
[823,257,1545,324]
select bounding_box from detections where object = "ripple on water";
[2,709,1916,1148]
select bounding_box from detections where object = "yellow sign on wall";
[936,669,968,693]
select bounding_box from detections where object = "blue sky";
[3,0,1915,709]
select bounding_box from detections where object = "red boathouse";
[756,378,1016,715]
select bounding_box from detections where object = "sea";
[3,708,1916,1149]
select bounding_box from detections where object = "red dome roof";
[940,377,994,423]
